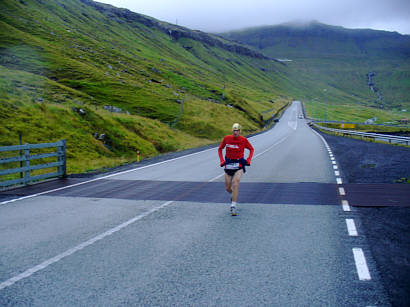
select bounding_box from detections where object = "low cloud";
[98,0,410,34]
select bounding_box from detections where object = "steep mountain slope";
[222,21,410,113]
[0,0,293,174]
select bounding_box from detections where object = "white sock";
[231,201,237,207]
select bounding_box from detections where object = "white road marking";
[254,136,288,159]
[331,157,335,161]
[332,161,336,165]
[208,173,224,182]
[353,248,371,281]
[335,171,340,176]
[339,187,346,195]
[333,165,338,170]
[346,219,358,236]
[336,178,343,184]
[342,200,351,211]
[0,146,221,206]
[0,200,174,290]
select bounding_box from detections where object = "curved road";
[0,101,390,306]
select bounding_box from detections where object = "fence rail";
[0,139,66,188]
[313,124,410,145]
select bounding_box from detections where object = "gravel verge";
[316,129,409,307]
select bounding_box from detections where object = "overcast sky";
[98,0,410,34]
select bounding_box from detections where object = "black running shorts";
[224,168,243,177]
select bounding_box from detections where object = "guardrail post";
[24,145,30,186]
[19,133,23,180]
[58,139,67,178]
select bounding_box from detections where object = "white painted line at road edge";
[0,200,174,290]
[0,145,220,206]
[346,219,358,236]
[1,128,285,206]
[353,248,372,281]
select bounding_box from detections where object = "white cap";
[232,123,241,131]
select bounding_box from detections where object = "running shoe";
[230,205,237,216]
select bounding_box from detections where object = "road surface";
[0,101,390,306]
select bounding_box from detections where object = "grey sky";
[98,0,410,34]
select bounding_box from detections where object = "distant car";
[274,118,279,123]
[298,114,304,119]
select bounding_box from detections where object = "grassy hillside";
[0,0,292,174]
[222,21,410,121]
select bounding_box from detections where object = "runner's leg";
[231,169,243,202]
[224,173,233,194]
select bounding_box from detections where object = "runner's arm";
[245,139,254,165]
[218,138,226,166]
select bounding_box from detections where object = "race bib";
[225,163,240,170]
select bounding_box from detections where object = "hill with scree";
[0,0,296,174]
[222,21,410,121]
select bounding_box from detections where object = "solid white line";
[0,200,174,290]
[208,173,224,182]
[336,178,343,184]
[342,200,351,211]
[346,219,358,236]
[254,136,288,158]
[352,248,371,281]
[0,146,220,206]
[339,187,346,196]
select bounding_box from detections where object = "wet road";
[0,101,390,306]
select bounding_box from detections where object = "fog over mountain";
[98,0,410,34]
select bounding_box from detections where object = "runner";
[218,123,254,215]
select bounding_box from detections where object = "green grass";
[304,100,409,126]
[0,0,292,176]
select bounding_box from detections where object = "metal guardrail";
[0,140,66,188]
[312,119,409,128]
[313,124,410,145]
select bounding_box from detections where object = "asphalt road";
[0,101,391,306]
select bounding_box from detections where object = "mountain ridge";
[221,20,410,59]
[221,21,410,111]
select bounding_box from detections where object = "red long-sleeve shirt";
[218,135,254,163]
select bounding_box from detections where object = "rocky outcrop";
[80,0,269,60]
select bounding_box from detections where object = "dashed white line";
[333,165,338,170]
[342,200,351,211]
[0,200,174,290]
[346,219,358,236]
[353,248,372,281]
[339,187,346,196]
[336,178,343,184]
[335,171,340,176]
